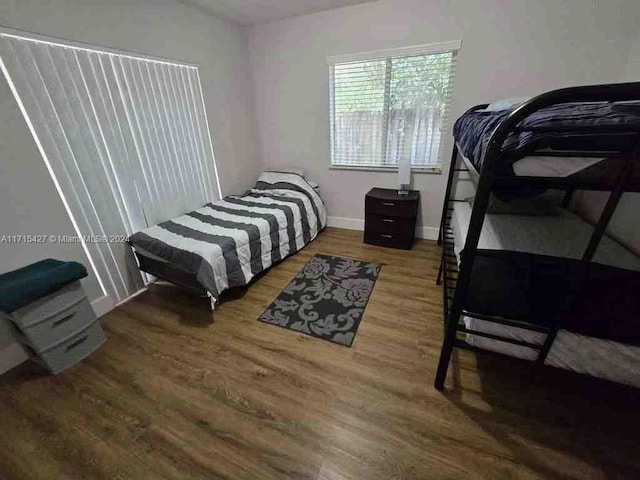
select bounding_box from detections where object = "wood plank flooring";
[1,228,639,479]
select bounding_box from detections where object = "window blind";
[0,30,220,304]
[328,41,459,169]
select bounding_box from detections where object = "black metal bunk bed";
[434,82,640,390]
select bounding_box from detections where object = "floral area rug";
[258,254,382,347]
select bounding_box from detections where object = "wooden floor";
[1,228,639,480]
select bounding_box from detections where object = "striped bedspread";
[129,172,326,307]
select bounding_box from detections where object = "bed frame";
[132,247,209,297]
[434,82,640,390]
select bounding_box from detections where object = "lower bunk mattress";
[451,201,640,387]
[129,172,326,307]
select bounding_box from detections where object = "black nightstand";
[364,188,420,250]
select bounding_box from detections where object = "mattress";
[450,202,640,387]
[457,143,604,180]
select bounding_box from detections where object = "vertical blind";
[328,41,460,169]
[0,31,220,303]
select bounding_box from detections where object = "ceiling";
[182,0,375,26]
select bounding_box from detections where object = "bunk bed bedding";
[453,101,640,174]
[129,172,326,307]
[451,201,640,388]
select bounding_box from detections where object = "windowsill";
[329,165,442,174]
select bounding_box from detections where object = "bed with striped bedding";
[129,171,326,308]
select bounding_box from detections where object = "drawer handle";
[381,234,393,239]
[52,312,76,328]
[382,202,395,206]
[382,218,395,223]
[66,335,88,352]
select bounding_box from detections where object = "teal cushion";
[0,259,88,313]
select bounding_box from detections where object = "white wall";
[622,30,640,81]
[247,0,640,234]
[0,0,259,372]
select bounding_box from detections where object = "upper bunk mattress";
[453,102,640,174]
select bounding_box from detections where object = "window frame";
[327,40,461,174]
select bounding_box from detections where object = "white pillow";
[266,167,304,177]
[485,97,530,112]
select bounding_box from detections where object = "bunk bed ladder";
[437,103,487,248]
[436,140,475,286]
[435,138,496,390]
[437,143,461,246]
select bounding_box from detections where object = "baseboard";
[116,287,148,306]
[326,216,438,240]
[326,216,364,231]
[90,286,149,318]
[91,295,116,318]
[416,226,439,241]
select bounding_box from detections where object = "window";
[0,28,220,303]
[328,41,460,171]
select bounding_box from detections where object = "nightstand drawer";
[365,214,414,236]
[364,230,413,250]
[365,197,417,219]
